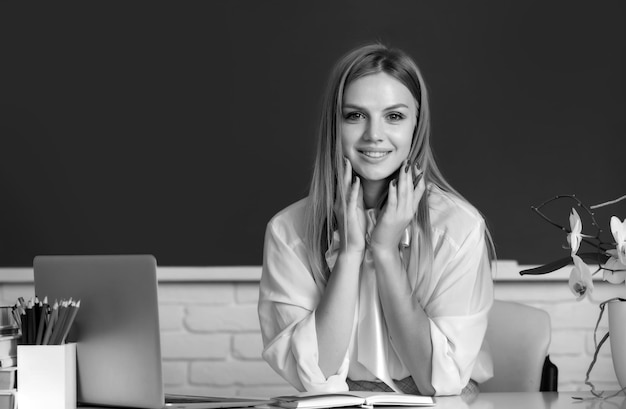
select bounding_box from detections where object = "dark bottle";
[540,355,558,392]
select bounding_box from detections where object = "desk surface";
[77,392,625,409]
[435,391,625,409]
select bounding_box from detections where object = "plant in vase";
[519,194,626,398]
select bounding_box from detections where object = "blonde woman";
[258,43,495,397]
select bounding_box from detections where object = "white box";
[17,343,76,409]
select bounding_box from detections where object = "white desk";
[77,392,625,409]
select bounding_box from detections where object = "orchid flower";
[610,216,626,265]
[603,250,626,284]
[567,208,583,256]
[569,255,593,300]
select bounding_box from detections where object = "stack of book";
[0,306,19,409]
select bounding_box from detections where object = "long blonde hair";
[304,43,495,287]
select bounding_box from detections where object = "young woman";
[258,44,495,397]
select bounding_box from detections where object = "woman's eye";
[387,112,405,121]
[344,112,364,121]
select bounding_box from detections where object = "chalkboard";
[1,1,624,267]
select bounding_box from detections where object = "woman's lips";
[358,150,391,159]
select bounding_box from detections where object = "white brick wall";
[1,263,624,395]
[157,282,293,397]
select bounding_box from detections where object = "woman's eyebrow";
[383,103,410,111]
[342,103,365,110]
[342,103,410,110]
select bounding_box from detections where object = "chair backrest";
[480,300,552,392]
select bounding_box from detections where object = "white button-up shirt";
[258,185,494,395]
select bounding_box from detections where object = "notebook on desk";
[34,254,272,409]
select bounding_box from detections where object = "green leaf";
[519,256,572,276]
[518,252,611,276]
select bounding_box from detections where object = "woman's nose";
[363,119,383,142]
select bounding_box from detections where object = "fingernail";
[391,179,397,187]
[405,162,410,173]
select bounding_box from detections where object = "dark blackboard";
[1,1,624,267]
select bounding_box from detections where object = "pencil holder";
[17,342,76,409]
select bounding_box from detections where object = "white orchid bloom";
[610,216,626,265]
[569,255,593,300]
[567,208,583,256]
[603,249,626,284]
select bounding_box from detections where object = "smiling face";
[341,72,418,199]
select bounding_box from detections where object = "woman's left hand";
[370,161,426,252]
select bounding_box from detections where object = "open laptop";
[33,254,273,409]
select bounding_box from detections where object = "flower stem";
[590,195,626,209]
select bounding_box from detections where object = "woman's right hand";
[334,158,367,257]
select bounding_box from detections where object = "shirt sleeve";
[425,220,494,395]
[258,216,350,392]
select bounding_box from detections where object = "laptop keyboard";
[166,394,227,403]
